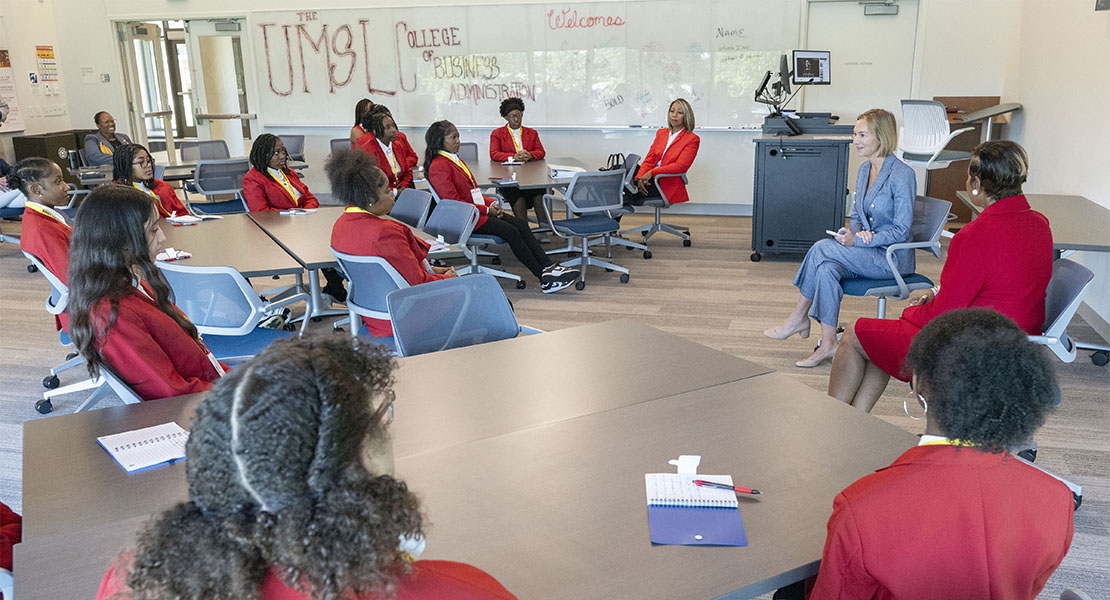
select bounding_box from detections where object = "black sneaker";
[541,268,580,293]
[321,284,347,304]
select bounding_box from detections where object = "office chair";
[184,158,250,215]
[896,100,974,170]
[542,170,630,290]
[330,138,351,154]
[390,188,434,229]
[330,250,408,352]
[1,567,10,600]
[179,140,231,162]
[619,155,692,250]
[387,274,539,357]
[278,134,306,162]
[0,205,22,245]
[1028,258,1095,363]
[424,189,525,289]
[156,262,308,364]
[457,141,480,163]
[840,195,952,318]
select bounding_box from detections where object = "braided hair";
[112,144,154,186]
[7,157,56,195]
[248,134,283,182]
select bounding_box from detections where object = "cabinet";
[751,134,851,261]
[12,129,98,186]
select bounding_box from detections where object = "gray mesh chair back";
[180,140,231,162]
[278,134,306,161]
[423,198,479,246]
[562,170,625,216]
[331,250,409,336]
[1031,258,1095,363]
[907,195,952,259]
[457,141,479,163]
[156,263,261,335]
[391,188,434,229]
[330,138,351,153]
[21,250,68,316]
[387,274,520,357]
[188,159,250,213]
[622,153,642,193]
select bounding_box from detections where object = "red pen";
[694,479,761,495]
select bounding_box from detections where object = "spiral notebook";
[644,473,747,546]
[96,422,190,474]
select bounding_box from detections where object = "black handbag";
[599,153,625,172]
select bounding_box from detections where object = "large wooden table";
[16,320,916,599]
[159,212,303,278]
[955,191,1110,254]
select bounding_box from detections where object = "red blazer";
[635,128,700,204]
[427,155,495,229]
[811,444,1074,600]
[354,135,416,191]
[142,180,188,218]
[98,557,518,600]
[0,501,20,572]
[902,195,1052,334]
[20,202,72,331]
[489,125,546,162]
[243,167,319,212]
[331,209,451,336]
[92,282,221,401]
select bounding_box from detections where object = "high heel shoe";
[795,345,837,368]
[763,320,811,340]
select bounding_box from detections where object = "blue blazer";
[83,132,133,167]
[850,154,917,274]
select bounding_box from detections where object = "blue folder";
[647,505,748,546]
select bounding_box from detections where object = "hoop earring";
[904,394,928,420]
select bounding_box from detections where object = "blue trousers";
[792,239,895,327]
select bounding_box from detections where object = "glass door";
[117,21,179,160]
[184,18,255,158]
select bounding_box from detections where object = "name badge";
[470,188,485,206]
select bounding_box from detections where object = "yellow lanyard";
[507,125,523,152]
[438,151,476,186]
[268,168,299,205]
[24,201,69,227]
[99,141,113,155]
[343,206,376,216]
[132,182,166,215]
[379,139,401,175]
[920,439,977,447]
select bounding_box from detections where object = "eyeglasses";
[132,159,154,168]
[373,390,395,425]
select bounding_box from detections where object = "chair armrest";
[519,325,544,336]
[262,292,311,336]
[881,240,940,300]
[650,173,688,207]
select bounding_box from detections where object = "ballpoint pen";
[694,479,761,495]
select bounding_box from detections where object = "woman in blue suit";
[765,108,916,367]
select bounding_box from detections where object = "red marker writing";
[694,479,761,495]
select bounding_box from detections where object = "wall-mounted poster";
[0,50,26,132]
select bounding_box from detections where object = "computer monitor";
[792,50,831,85]
[778,54,792,96]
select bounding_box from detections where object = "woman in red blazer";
[112,144,188,218]
[350,97,375,144]
[811,309,1073,600]
[354,108,417,194]
[329,149,455,337]
[424,120,578,293]
[96,336,518,600]
[12,158,73,332]
[629,98,700,205]
[243,134,319,212]
[488,97,550,228]
[67,186,223,402]
[828,141,1052,413]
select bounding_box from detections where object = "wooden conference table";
[17,320,917,599]
[955,191,1110,255]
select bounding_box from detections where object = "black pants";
[501,187,549,226]
[474,213,551,278]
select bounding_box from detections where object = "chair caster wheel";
[643,250,652,259]
[28,263,39,273]
[575,281,586,290]
[35,399,53,414]
[750,252,762,262]
[1092,351,1109,366]
[619,273,630,283]
[66,352,78,360]
[311,317,322,323]
[515,280,526,289]
[683,238,691,247]
[605,268,613,272]
[43,375,60,389]
[272,275,280,280]
[492,257,502,265]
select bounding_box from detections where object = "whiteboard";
[249,0,800,128]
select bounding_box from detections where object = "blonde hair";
[857,108,898,157]
[670,98,695,132]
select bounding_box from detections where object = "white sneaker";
[541,268,580,293]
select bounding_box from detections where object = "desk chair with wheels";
[840,195,952,319]
[390,188,433,229]
[424,189,525,289]
[896,100,974,170]
[542,170,630,290]
[330,138,351,154]
[277,134,306,162]
[156,262,308,364]
[179,140,230,162]
[457,141,479,164]
[1028,258,1095,363]
[184,159,250,215]
[330,250,406,352]
[620,158,692,249]
[386,274,539,357]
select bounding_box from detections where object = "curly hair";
[7,157,57,196]
[906,308,1058,453]
[499,97,525,118]
[423,120,453,172]
[112,144,154,186]
[248,134,283,182]
[326,148,387,210]
[68,186,198,379]
[126,335,423,600]
[969,140,1028,201]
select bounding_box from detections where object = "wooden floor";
[1,213,1106,598]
